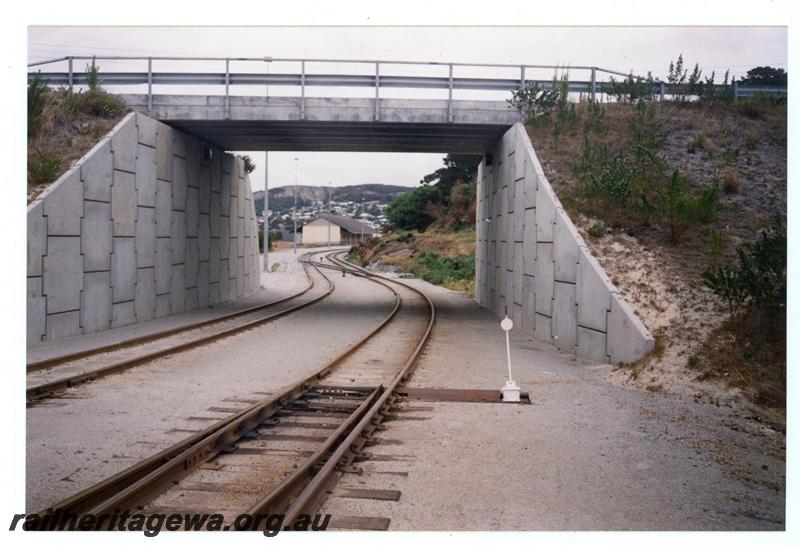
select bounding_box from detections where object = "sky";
[27,26,787,191]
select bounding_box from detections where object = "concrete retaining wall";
[475,123,654,364]
[27,113,261,343]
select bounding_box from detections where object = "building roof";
[306,213,377,235]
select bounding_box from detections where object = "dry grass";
[688,308,786,409]
[28,89,128,203]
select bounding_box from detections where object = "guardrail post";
[520,65,526,89]
[590,67,597,102]
[68,57,74,93]
[300,61,306,120]
[660,81,665,101]
[147,57,153,116]
[733,80,739,102]
[225,58,230,119]
[447,63,454,123]
[374,62,380,121]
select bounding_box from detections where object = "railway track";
[38,251,435,531]
[26,250,337,405]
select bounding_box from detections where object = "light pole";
[293,157,298,254]
[327,182,331,248]
[268,151,269,272]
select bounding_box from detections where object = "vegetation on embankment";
[518,57,786,410]
[349,154,481,294]
[28,59,128,202]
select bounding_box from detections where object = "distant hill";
[254,184,412,214]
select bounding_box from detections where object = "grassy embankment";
[28,63,128,202]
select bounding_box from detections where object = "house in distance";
[301,214,377,246]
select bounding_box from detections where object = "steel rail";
[267,252,436,525]
[26,251,334,403]
[27,256,318,372]
[40,251,403,516]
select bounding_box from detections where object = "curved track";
[37,251,436,531]
[26,250,336,404]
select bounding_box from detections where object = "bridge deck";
[120,94,520,153]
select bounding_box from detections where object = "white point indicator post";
[500,316,521,402]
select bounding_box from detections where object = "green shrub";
[28,73,49,138]
[508,81,559,123]
[573,140,635,206]
[386,185,443,231]
[62,88,127,118]
[28,152,63,186]
[653,172,719,243]
[85,58,102,91]
[396,231,415,243]
[415,251,475,285]
[702,215,785,320]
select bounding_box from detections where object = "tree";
[740,66,787,87]
[386,185,442,230]
[420,154,481,195]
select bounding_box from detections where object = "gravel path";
[319,280,785,531]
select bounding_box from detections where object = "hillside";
[254,184,412,215]
[526,98,786,413]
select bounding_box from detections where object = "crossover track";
[26,250,336,405]
[39,252,435,531]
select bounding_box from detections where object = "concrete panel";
[209,238,220,283]
[237,256,246,297]
[185,238,199,288]
[110,114,137,172]
[513,242,523,305]
[157,124,174,181]
[47,311,80,340]
[27,201,46,277]
[27,277,46,343]
[155,180,172,237]
[220,173,231,213]
[136,113,157,147]
[218,260,230,302]
[186,186,199,237]
[607,293,655,364]
[219,222,230,260]
[155,238,172,294]
[237,220,245,258]
[171,211,186,264]
[210,192,221,237]
[172,156,187,210]
[187,151,200,188]
[576,247,613,332]
[534,313,552,343]
[535,184,556,242]
[513,180,525,241]
[111,237,136,303]
[80,139,112,202]
[521,274,536,335]
[135,267,156,323]
[197,267,210,308]
[553,208,581,283]
[208,281,220,306]
[44,236,82,313]
[523,154,539,209]
[82,271,112,334]
[199,165,211,214]
[170,264,185,314]
[111,170,137,236]
[44,169,83,236]
[185,286,199,311]
[155,293,171,318]
[135,144,156,207]
[82,201,112,272]
[534,242,554,317]
[210,155,222,193]
[552,281,577,353]
[198,214,210,261]
[173,131,189,158]
[577,327,608,363]
[522,208,536,275]
[112,301,136,329]
[136,207,156,268]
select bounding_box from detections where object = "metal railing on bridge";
[27,55,787,122]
